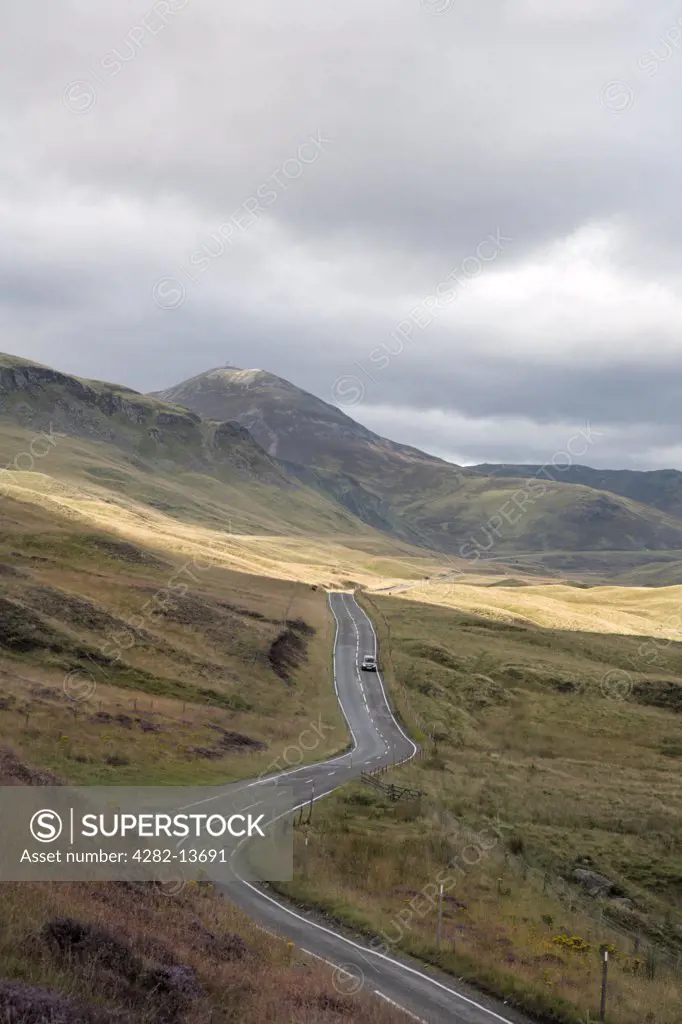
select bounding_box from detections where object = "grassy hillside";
[491,548,682,586]
[400,473,682,555]
[276,591,682,1024]
[153,367,472,549]
[152,366,682,563]
[379,576,682,640]
[0,875,403,1023]
[477,462,682,520]
[0,494,350,785]
[0,450,448,592]
[0,354,389,543]
[0,351,471,595]
[0,493,411,1019]
[5,351,682,571]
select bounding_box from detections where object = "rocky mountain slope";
[0,354,287,484]
[152,366,682,560]
[0,353,385,543]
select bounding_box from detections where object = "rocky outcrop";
[0,357,286,487]
[572,867,627,900]
[0,362,203,435]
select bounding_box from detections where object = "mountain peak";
[212,367,265,379]
[150,365,446,470]
[178,366,301,392]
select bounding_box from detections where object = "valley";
[0,351,680,1022]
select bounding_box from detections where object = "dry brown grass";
[0,877,406,1023]
[384,577,682,640]
[285,803,682,1024]
[0,494,352,784]
[0,658,346,786]
[273,591,682,1024]
[16,474,439,586]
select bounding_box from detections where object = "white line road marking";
[242,871,520,1024]
[177,790,263,811]
[234,594,518,1024]
[248,761,317,788]
[301,947,332,966]
[300,948,356,984]
[375,990,428,1023]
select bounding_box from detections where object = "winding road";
[222,591,532,1024]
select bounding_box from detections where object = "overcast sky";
[2,0,682,469]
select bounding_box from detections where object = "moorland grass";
[272,591,682,1024]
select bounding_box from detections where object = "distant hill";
[475,463,682,519]
[151,367,469,546]
[153,367,440,470]
[0,353,383,542]
[0,354,317,487]
[2,351,682,572]
[152,367,682,560]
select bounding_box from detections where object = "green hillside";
[0,354,385,541]
[5,351,682,574]
[153,367,682,563]
[476,463,682,520]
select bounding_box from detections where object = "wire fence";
[501,850,682,975]
[356,589,682,977]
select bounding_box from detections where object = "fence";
[356,590,682,977]
[360,769,425,804]
[501,849,682,975]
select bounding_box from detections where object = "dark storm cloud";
[0,0,681,468]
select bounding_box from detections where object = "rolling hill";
[476,463,682,517]
[3,351,682,574]
[0,353,451,588]
[152,366,682,563]
[0,353,381,539]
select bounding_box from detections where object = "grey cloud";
[0,0,681,469]
[341,356,682,429]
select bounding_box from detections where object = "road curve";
[222,591,532,1024]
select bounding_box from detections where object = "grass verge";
[274,591,682,1024]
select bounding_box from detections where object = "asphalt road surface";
[222,591,533,1024]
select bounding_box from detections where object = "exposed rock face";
[0,362,198,441]
[610,896,635,910]
[0,355,287,487]
[572,867,626,900]
[0,363,172,425]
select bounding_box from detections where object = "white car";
[361,654,377,672]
